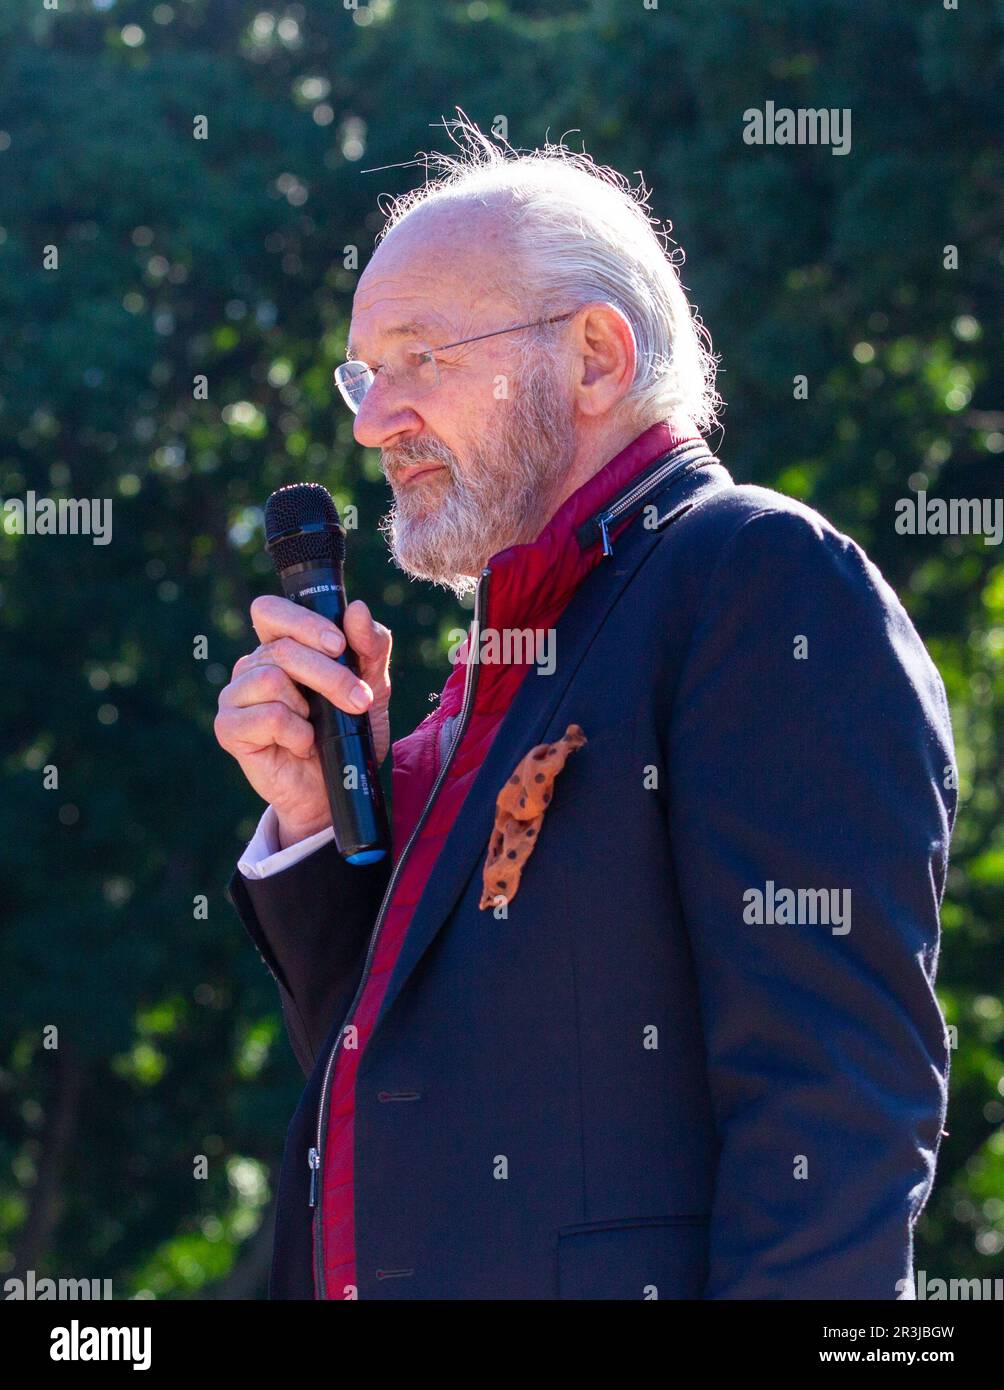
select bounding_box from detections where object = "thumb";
[343,599,392,690]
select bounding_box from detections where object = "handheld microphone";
[264,482,390,865]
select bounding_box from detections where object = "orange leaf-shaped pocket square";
[479,724,587,910]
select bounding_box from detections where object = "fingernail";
[349,684,371,711]
[322,630,343,655]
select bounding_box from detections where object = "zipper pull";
[598,513,614,558]
[308,1146,320,1207]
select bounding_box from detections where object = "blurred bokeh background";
[1,0,1001,1299]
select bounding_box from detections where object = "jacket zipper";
[594,445,712,556]
[309,565,492,1299]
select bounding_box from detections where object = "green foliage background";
[1,0,1001,1298]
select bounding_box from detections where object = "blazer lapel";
[372,462,733,1037]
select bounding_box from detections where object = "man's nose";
[353,380,422,450]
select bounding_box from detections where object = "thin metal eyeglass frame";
[334,311,575,412]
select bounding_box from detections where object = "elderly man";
[217,131,956,1300]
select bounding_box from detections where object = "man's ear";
[571,302,637,418]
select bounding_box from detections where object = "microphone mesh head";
[264,483,345,571]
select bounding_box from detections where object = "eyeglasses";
[333,313,574,414]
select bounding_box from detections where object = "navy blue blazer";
[227,459,956,1300]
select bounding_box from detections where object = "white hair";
[377,114,723,435]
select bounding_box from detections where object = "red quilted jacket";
[319,420,698,1296]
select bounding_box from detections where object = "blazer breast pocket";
[556,1215,710,1300]
[547,711,642,850]
[559,711,638,787]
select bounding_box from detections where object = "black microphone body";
[265,484,390,865]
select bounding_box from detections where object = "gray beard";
[378,363,577,599]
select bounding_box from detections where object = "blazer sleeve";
[227,837,391,1077]
[666,505,957,1299]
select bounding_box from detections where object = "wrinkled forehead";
[347,200,519,358]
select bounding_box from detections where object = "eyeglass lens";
[336,344,438,414]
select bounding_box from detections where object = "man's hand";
[215,595,392,850]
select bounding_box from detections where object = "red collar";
[481,419,700,633]
[430,420,703,718]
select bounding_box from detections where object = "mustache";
[382,437,458,483]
